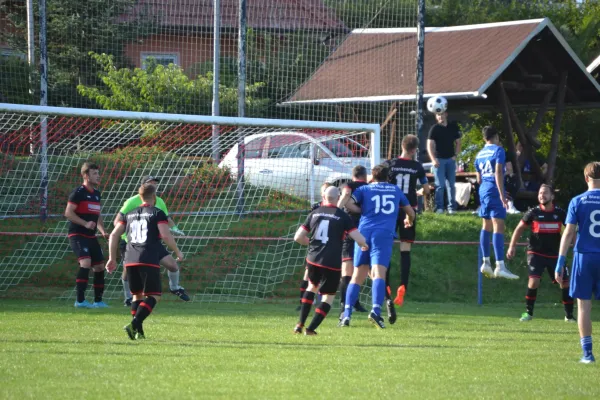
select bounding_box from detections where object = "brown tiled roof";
[128,0,346,31]
[285,18,600,105]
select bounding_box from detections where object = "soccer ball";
[427,96,448,114]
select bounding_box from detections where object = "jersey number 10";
[130,219,148,244]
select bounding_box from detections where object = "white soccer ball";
[427,96,448,114]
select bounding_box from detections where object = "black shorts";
[396,209,417,243]
[120,240,170,264]
[527,253,569,283]
[69,235,104,265]
[342,236,354,261]
[126,265,162,296]
[306,262,341,295]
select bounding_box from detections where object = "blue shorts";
[479,194,506,220]
[569,252,600,300]
[354,229,395,268]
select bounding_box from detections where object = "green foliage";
[188,163,232,188]
[77,53,268,116]
[0,56,35,104]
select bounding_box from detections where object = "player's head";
[538,184,554,206]
[141,175,160,189]
[401,134,419,158]
[435,111,448,124]
[584,161,600,187]
[320,182,332,196]
[138,183,157,205]
[352,165,367,181]
[323,186,340,205]
[370,164,389,183]
[81,162,100,186]
[482,126,499,144]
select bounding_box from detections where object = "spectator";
[516,141,548,192]
[427,111,462,214]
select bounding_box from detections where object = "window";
[141,53,179,69]
[267,135,308,159]
[0,48,26,61]
[244,138,266,159]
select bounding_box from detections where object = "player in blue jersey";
[339,164,415,329]
[474,126,519,280]
[555,162,600,364]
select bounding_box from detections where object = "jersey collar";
[140,202,151,207]
[83,184,95,193]
[540,203,554,212]
[322,203,337,207]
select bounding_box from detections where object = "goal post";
[0,103,380,303]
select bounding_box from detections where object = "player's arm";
[418,168,431,196]
[494,162,507,207]
[348,229,368,251]
[96,214,108,238]
[507,221,527,259]
[427,139,438,167]
[64,202,95,230]
[345,198,361,214]
[402,205,415,227]
[105,220,126,273]
[454,137,461,159]
[158,223,184,261]
[555,223,577,284]
[158,198,185,235]
[337,185,352,209]
[294,226,310,246]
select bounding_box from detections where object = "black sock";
[385,267,392,300]
[339,276,351,309]
[131,300,142,317]
[526,288,537,316]
[562,288,574,319]
[400,251,411,289]
[298,291,316,326]
[133,296,157,328]
[299,280,308,304]
[307,302,331,332]
[76,267,90,303]
[93,271,105,302]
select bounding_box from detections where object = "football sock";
[344,283,360,319]
[122,277,132,300]
[372,278,386,317]
[307,302,331,331]
[562,288,574,318]
[480,230,491,258]
[339,276,351,309]
[133,296,157,327]
[75,267,90,303]
[525,288,537,316]
[299,280,308,303]
[492,233,504,262]
[298,291,316,326]
[385,268,392,300]
[581,336,593,358]
[400,251,411,289]
[93,271,105,302]
[167,270,180,291]
[131,300,141,316]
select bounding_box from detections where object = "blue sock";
[344,283,360,319]
[581,336,593,358]
[492,233,504,262]
[372,278,386,317]
[480,230,491,258]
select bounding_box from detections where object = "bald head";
[324,186,340,205]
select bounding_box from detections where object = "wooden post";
[525,88,555,149]
[504,86,544,182]
[497,80,523,190]
[387,119,397,160]
[546,71,568,184]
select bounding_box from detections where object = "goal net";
[0,103,380,304]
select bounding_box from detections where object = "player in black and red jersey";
[507,184,575,322]
[382,135,430,320]
[106,184,184,340]
[64,162,109,309]
[293,186,368,335]
[337,165,370,318]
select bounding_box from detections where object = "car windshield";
[319,139,367,158]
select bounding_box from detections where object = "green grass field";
[0,300,598,399]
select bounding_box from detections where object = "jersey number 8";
[590,210,600,238]
[130,219,148,244]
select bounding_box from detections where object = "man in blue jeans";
[427,111,462,214]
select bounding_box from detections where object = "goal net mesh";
[0,107,378,304]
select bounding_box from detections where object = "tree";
[77,53,268,117]
[0,0,150,107]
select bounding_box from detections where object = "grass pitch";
[1,300,598,399]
